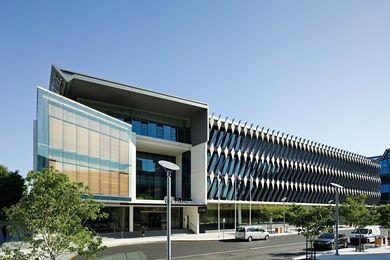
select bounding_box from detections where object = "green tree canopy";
[259,205,286,222]
[288,205,334,240]
[376,204,390,228]
[2,167,107,260]
[0,165,25,219]
[340,195,374,228]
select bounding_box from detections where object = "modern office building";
[371,149,390,204]
[34,65,381,234]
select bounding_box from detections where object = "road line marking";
[157,241,305,259]
[249,242,304,250]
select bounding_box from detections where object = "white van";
[350,225,381,244]
[235,226,270,242]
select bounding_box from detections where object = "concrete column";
[191,143,207,204]
[238,204,242,225]
[129,133,137,201]
[183,206,199,234]
[176,154,182,198]
[129,206,134,232]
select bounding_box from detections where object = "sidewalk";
[293,244,390,260]
[102,230,298,248]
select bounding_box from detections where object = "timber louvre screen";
[207,116,381,205]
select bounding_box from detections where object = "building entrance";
[134,207,183,231]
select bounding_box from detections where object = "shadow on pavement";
[270,252,305,259]
[219,239,247,243]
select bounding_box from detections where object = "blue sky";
[1,1,389,175]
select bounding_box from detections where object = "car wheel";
[248,236,253,242]
[264,235,269,240]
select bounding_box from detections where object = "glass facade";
[86,206,129,233]
[78,99,191,143]
[134,207,183,231]
[136,152,176,200]
[181,151,191,199]
[36,87,132,200]
[379,150,390,204]
[200,204,285,232]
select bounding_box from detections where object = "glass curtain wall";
[199,204,285,231]
[380,152,390,204]
[78,99,191,143]
[181,151,191,200]
[134,207,183,231]
[136,152,176,200]
[36,87,132,200]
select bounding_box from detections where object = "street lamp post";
[330,182,344,256]
[249,175,253,226]
[234,174,237,231]
[281,197,287,233]
[159,160,180,260]
[218,171,221,238]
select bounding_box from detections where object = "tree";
[288,205,333,259]
[340,195,376,250]
[0,165,25,219]
[259,205,285,226]
[340,195,374,228]
[2,168,107,260]
[376,204,390,239]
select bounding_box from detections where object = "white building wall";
[129,133,137,201]
[183,206,200,234]
[190,142,207,204]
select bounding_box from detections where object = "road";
[75,234,307,260]
[75,229,389,260]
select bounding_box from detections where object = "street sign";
[198,206,207,214]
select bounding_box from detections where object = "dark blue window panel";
[215,155,226,174]
[132,119,141,134]
[221,156,230,176]
[148,122,157,138]
[227,158,236,177]
[234,135,242,151]
[208,153,218,174]
[222,132,231,149]
[156,124,163,139]
[216,130,225,147]
[163,125,171,140]
[140,121,148,136]
[228,134,236,150]
[207,177,211,193]
[210,129,218,146]
[171,127,177,141]
[83,194,131,201]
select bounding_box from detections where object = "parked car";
[350,225,381,245]
[313,233,348,250]
[235,226,270,242]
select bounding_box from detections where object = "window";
[37,88,132,200]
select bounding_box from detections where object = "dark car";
[313,233,348,250]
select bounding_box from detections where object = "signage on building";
[198,206,207,213]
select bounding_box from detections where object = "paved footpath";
[101,230,297,248]
[294,244,390,260]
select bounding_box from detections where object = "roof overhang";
[49,65,209,145]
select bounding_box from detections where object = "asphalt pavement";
[74,228,390,260]
[75,234,307,260]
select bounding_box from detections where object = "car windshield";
[319,233,335,239]
[236,227,245,232]
[352,229,368,234]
